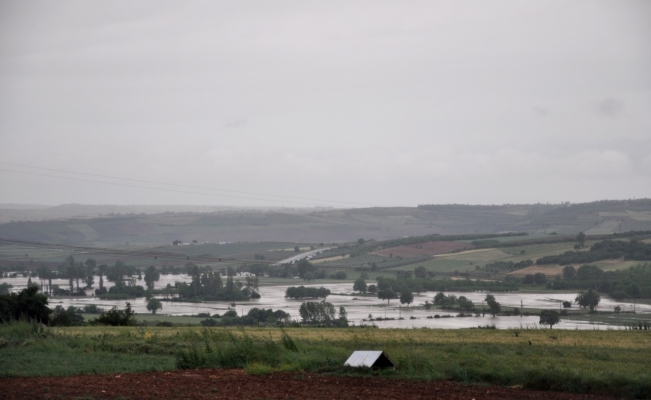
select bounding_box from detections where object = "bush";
[50,306,85,327]
[200,318,219,327]
[94,303,136,326]
[0,287,50,324]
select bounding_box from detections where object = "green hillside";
[1,200,651,246]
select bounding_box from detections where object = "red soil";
[0,369,617,400]
[372,241,473,257]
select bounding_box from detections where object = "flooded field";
[3,274,649,330]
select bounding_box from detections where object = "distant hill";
[0,204,314,224]
[0,200,650,245]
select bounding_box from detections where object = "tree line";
[547,263,651,299]
[537,240,651,265]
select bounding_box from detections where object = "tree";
[84,259,96,288]
[367,284,377,294]
[245,276,259,296]
[294,246,300,253]
[146,298,163,314]
[296,260,316,280]
[285,286,330,299]
[433,292,446,305]
[575,289,600,312]
[576,231,586,248]
[400,291,413,306]
[61,255,76,294]
[458,296,475,312]
[378,289,396,304]
[0,286,50,324]
[353,278,367,293]
[539,310,560,329]
[562,265,576,280]
[98,264,107,292]
[50,305,84,326]
[36,264,51,296]
[0,283,12,295]
[75,262,83,292]
[332,271,347,280]
[576,265,604,281]
[414,266,427,279]
[299,301,336,324]
[433,292,457,307]
[338,306,348,322]
[533,273,546,285]
[108,261,128,287]
[225,267,236,295]
[247,308,265,326]
[357,238,365,245]
[144,266,160,291]
[614,305,621,314]
[485,294,501,317]
[95,303,136,326]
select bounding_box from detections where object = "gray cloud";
[596,98,625,117]
[0,1,650,207]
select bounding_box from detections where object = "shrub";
[94,303,136,326]
[0,287,50,324]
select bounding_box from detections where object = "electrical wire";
[0,168,328,207]
[0,161,374,207]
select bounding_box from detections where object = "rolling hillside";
[0,199,650,245]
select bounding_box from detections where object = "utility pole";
[520,300,523,317]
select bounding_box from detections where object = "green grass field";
[458,234,552,243]
[1,322,650,398]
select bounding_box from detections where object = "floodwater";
[3,275,649,330]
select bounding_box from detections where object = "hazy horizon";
[1,1,650,207]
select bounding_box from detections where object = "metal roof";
[344,351,396,368]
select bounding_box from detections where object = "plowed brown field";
[372,241,473,257]
[0,369,618,400]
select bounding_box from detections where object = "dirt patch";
[0,369,617,400]
[372,241,473,257]
[508,265,564,276]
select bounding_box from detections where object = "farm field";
[0,241,315,269]
[0,369,620,400]
[389,249,512,274]
[150,242,310,257]
[311,254,349,263]
[371,240,473,257]
[1,323,649,399]
[508,264,565,276]
[499,241,583,256]
[458,234,552,243]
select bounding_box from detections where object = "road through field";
[274,247,331,265]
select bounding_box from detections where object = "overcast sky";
[1,1,650,208]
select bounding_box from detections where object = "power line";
[0,168,327,207]
[0,237,271,265]
[0,161,373,207]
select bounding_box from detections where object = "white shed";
[343,351,396,369]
